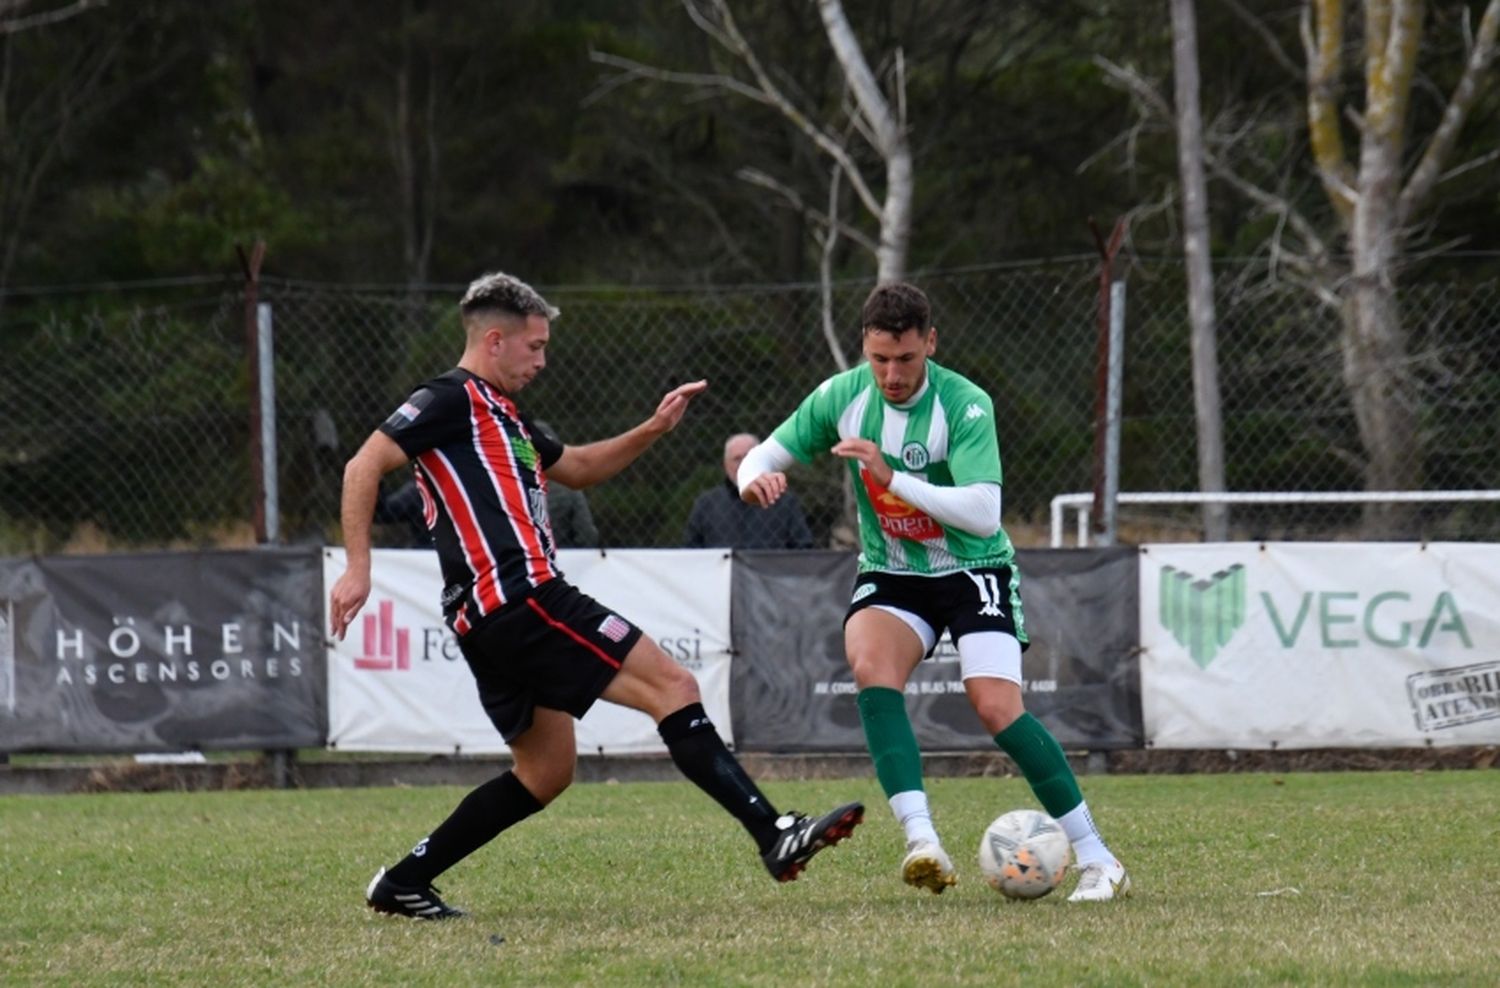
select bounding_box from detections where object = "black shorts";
[458,578,644,742]
[844,566,1029,657]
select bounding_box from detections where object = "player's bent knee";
[966,677,1025,734]
[513,757,574,805]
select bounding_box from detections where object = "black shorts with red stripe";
[458,577,643,742]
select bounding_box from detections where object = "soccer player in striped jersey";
[737,281,1129,902]
[329,272,862,919]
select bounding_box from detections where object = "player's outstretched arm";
[548,380,707,489]
[737,436,798,507]
[329,431,410,640]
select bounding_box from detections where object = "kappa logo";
[963,403,986,421]
[1159,564,1247,668]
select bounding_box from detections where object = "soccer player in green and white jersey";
[738,282,1129,901]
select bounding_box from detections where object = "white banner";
[1140,543,1500,748]
[325,548,734,754]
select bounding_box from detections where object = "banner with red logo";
[1141,542,1500,748]
[324,548,733,754]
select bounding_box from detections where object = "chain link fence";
[3,258,1499,555]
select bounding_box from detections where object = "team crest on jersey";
[901,442,929,470]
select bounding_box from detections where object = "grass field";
[3,770,1498,986]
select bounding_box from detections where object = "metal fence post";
[257,301,279,544]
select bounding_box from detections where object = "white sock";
[889,790,940,846]
[1056,800,1113,868]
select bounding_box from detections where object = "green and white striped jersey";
[772,360,1016,575]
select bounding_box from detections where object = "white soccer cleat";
[1067,859,1131,902]
[901,840,958,894]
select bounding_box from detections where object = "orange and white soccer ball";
[977,809,1071,899]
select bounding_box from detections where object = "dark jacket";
[683,480,814,549]
[548,482,599,548]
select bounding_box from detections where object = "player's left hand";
[650,379,708,433]
[832,438,893,486]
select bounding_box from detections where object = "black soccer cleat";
[366,867,467,919]
[761,801,864,882]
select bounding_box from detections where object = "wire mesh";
[2,259,1498,555]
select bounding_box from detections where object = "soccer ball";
[977,809,1071,900]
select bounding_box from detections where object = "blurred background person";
[684,432,813,549]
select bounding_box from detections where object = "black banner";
[730,548,1140,751]
[0,548,327,753]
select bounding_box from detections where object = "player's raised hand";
[650,379,708,433]
[741,470,788,508]
[832,438,893,487]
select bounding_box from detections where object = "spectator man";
[684,433,814,549]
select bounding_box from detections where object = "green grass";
[3,771,1498,986]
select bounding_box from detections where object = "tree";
[1100,0,1500,535]
[0,1,121,308]
[1170,0,1228,540]
[1305,0,1500,533]
[591,0,911,363]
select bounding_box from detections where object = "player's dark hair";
[459,271,560,323]
[861,282,931,337]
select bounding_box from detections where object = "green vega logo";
[1159,564,1246,669]
[1159,564,1473,669]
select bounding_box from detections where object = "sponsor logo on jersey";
[964,402,986,421]
[513,437,539,471]
[859,469,943,541]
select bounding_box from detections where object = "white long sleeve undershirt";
[736,437,797,492]
[887,472,1001,538]
[738,437,1002,538]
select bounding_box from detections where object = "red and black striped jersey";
[379,368,565,636]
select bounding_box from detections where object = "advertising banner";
[0,549,326,752]
[731,548,1141,751]
[325,548,733,754]
[1140,542,1500,748]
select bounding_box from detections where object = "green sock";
[857,686,925,798]
[994,712,1082,819]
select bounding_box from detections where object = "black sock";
[386,770,544,886]
[659,703,781,851]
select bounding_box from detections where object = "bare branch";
[1219,0,1305,79]
[0,0,104,35]
[699,0,884,219]
[817,163,849,371]
[1435,146,1500,185]
[1399,0,1500,223]
[584,50,772,107]
[734,167,879,254]
[1302,0,1357,223]
[1093,55,1174,119]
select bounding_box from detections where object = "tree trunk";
[1170,0,1228,541]
[1339,0,1423,536]
[1342,266,1422,537]
[816,0,911,283]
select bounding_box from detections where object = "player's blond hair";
[459,272,560,327]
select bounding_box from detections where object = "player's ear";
[926,327,938,355]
